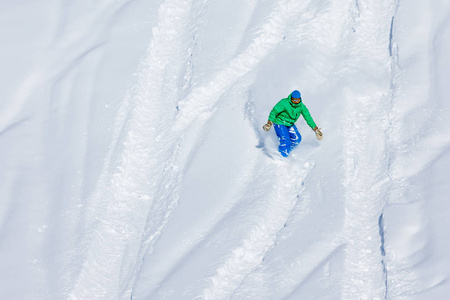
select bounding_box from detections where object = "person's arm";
[263,100,284,131]
[302,105,323,140]
[301,105,317,129]
[268,100,284,124]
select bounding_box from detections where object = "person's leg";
[273,124,291,157]
[288,124,302,151]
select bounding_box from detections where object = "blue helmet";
[291,90,301,98]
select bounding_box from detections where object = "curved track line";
[202,159,315,300]
[172,0,313,132]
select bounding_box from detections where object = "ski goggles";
[291,97,302,103]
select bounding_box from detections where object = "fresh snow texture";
[1,0,450,299]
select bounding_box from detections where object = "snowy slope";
[1,1,450,299]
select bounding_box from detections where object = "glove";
[313,126,323,140]
[263,120,273,132]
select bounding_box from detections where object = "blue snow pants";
[273,124,302,157]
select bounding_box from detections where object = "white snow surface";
[1,1,450,299]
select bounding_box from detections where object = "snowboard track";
[340,0,399,299]
[202,158,316,300]
[68,0,199,298]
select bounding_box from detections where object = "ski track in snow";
[172,0,313,132]
[202,158,315,300]
[68,0,197,298]
[339,1,400,299]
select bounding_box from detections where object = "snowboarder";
[262,90,322,157]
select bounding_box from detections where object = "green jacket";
[268,92,316,128]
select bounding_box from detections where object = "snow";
[1,0,450,299]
